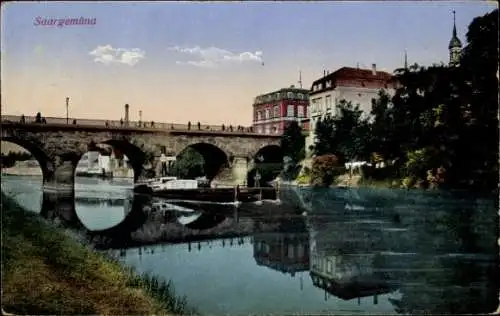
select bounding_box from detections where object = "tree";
[365,9,498,191]
[313,100,370,162]
[280,121,305,163]
[311,154,342,186]
[169,147,205,179]
[313,114,336,156]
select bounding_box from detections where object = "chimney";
[124,104,130,125]
[371,64,377,75]
[323,70,326,77]
[290,84,295,88]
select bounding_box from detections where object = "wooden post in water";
[276,180,280,200]
[234,185,239,202]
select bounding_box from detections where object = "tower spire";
[452,10,457,37]
[448,9,462,67]
[404,49,408,70]
[298,70,303,88]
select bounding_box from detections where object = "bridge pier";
[43,156,77,193]
[231,157,253,186]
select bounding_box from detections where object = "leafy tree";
[0,151,33,168]
[365,9,498,191]
[310,154,342,186]
[169,147,205,179]
[313,114,336,156]
[280,121,305,180]
[313,100,371,162]
[280,121,305,163]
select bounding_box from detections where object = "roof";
[448,34,462,49]
[309,67,394,95]
[254,86,310,105]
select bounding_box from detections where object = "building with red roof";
[306,64,397,155]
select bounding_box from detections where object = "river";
[1,175,499,315]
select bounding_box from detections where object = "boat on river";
[134,176,277,203]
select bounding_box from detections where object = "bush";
[311,154,343,186]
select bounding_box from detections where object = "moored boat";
[134,177,277,203]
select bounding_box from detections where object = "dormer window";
[287,92,294,98]
[318,83,323,90]
[275,93,280,100]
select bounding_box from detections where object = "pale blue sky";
[1,1,497,125]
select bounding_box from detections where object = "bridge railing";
[1,115,283,136]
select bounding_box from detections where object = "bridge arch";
[88,139,147,182]
[176,142,229,180]
[1,137,54,182]
[247,145,284,187]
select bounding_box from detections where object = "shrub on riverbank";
[1,192,194,315]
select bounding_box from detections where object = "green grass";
[1,191,196,315]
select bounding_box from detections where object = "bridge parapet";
[1,115,280,136]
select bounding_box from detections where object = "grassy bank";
[1,192,195,315]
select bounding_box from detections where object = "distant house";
[306,65,396,156]
[252,85,310,135]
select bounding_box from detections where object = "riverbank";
[1,192,195,315]
[1,167,42,176]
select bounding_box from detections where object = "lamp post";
[65,97,69,124]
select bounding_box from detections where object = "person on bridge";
[222,124,225,131]
[197,122,201,130]
[105,121,109,127]
[188,121,191,130]
[151,121,155,128]
[229,125,233,132]
[120,118,124,127]
[73,119,77,125]
[20,115,25,124]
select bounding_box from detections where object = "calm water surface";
[1,175,498,315]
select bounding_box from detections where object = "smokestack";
[124,104,130,126]
[323,70,326,77]
[372,64,377,75]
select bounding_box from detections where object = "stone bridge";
[1,116,282,191]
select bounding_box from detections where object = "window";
[287,91,294,98]
[297,105,304,118]
[265,108,270,119]
[287,104,294,117]
[275,93,280,100]
[288,244,295,259]
[257,111,262,121]
[326,80,332,88]
[257,126,263,134]
[273,105,280,118]
[327,259,333,273]
[265,125,271,134]
[325,95,332,110]
[297,93,304,100]
[275,125,280,133]
[318,83,323,90]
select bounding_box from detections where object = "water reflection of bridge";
[39,187,499,313]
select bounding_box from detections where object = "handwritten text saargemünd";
[33,17,97,27]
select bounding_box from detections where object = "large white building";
[305,65,396,156]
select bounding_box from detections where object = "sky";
[1,1,497,127]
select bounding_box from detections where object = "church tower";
[449,10,462,67]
